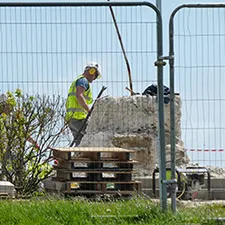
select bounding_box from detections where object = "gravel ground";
[151,198,225,208]
[176,199,225,208]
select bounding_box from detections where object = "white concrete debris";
[80,95,190,176]
[204,166,225,178]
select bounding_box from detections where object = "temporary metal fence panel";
[0,2,168,209]
[169,4,225,170]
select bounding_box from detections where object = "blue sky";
[0,0,218,55]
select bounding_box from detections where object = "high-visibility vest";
[65,75,93,121]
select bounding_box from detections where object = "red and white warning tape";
[186,149,224,152]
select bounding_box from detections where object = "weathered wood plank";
[66,181,142,184]
[51,147,135,153]
[57,159,138,164]
[53,167,135,174]
[63,190,140,194]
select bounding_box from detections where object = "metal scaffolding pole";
[155,0,167,211]
[156,0,161,12]
[156,0,177,213]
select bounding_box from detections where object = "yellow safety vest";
[65,75,93,121]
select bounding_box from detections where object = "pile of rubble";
[80,95,190,176]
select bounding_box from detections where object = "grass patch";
[0,195,225,224]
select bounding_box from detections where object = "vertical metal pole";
[157,0,176,212]
[157,54,167,211]
[156,0,162,13]
[169,11,176,213]
[155,4,167,210]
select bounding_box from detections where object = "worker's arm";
[76,86,90,113]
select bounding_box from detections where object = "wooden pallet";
[48,147,141,196]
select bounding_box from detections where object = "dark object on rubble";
[142,84,170,96]
[142,84,170,104]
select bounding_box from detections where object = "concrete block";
[0,181,15,197]
[210,189,225,200]
[207,178,225,189]
[135,177,154,188]
[44,180,66,191]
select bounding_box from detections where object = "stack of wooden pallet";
[45,147,142,196]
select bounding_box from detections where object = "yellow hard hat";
[85,62,101,79]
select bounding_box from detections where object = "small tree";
[0,89,68,195]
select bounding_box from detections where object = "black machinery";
[152,166,211,200]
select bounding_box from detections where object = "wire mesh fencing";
[0,3,160,197]
[171,5,225,168]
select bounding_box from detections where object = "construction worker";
[65,62,101,146]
